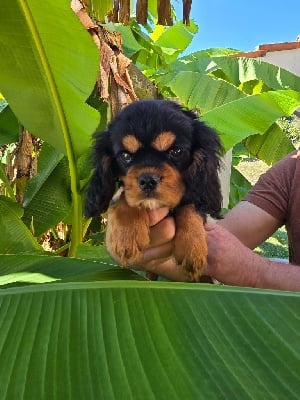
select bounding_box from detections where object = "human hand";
[134,215,300,290]
[134,210,254,284]
[204,222,259,286]
[133,208,192,281]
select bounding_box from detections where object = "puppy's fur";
[85,99,223,281]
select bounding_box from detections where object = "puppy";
[85,99,223,281]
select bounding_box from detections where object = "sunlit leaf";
[202,90,300,151]
[152,21,198,61]
[86,0,113,22]
[244,123,296,165]
[212,56,300,90]
[0,282,299,398]
[0,0,100,157]
[0,254,144,287]
[156,71,245,112]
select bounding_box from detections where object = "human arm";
[218,201,281,249]
[136,205,300,291]
[137,200,281,282]
[204,222,300,291]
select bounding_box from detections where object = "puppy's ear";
[184,117,224,219]
[85,131,116,217]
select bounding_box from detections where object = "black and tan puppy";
[85,99,223,281]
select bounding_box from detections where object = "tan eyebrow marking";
[152,131,176,152]
[122,135,142,153]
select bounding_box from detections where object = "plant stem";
[68,182,83,257]
[65,147,83,257]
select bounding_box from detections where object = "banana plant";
[1,1,300,398]
[153,52,300,159]
[0,0,101,257]
[123,30,300,204]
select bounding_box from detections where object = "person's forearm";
[139,257,191,282]
[216,251,300,292]
[251,255,300,291]
[205,223,300,292]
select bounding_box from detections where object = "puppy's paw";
[106,200,150,266]
[107,223,150,266]
[174,233,207,282]
[174,204,207,282]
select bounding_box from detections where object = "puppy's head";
[85,100,223,218]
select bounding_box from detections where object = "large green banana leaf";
[243,123,295,165]
[0,280,300,399]
[156,70,245,113]
[0,0,99,157]
[155,53,300,163]
[0,253,143,286]
[1,253,300,399]
[203,89,300,151]
[155,71,299,158]
[22,145,72,236]
[211,56,300,90]
[0,0,102,253]
[170,53,300,92]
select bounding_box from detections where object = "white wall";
[257,48,300,76]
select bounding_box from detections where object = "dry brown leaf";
[71,1,138,115]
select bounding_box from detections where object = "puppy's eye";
[168,146,182,159]
[119,151,132,164]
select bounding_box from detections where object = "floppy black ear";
[183,117,224,220]
[85,130,116,217]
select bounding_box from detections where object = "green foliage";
[151,52,299,155]
[278,115,300,146]
[147,49,299,203]
[0,1,99,157]
[228,166,252,209]
[0,0,101,255]
[113,19,198,72]
[1,280,300,399]
[255,227,289,260]
[0,101,19,145]
[0,196,42,254]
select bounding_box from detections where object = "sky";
[174,0,300,54]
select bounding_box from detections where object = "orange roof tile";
[233,41,300,58]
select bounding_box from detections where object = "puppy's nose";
[138,173,160,192]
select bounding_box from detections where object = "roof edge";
[233,41,300,58]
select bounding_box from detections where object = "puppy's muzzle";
[138,173,161,194]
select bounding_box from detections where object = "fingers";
[143,216,175,261]
[131,207,179,279]
[204,221,217,232]
[148,208,170,226]
[149,216,175,246]
[134,209,175,267]
[142,242,174,263]
[141,257,192,282]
